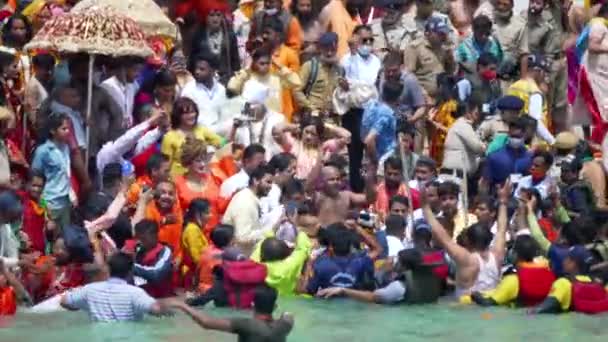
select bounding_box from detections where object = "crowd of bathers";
[0,0,608,340]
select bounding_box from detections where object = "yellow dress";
[161,126,223,176]
[430,100,457,165]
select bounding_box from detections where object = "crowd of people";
[0,0,608,340]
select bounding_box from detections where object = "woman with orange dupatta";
[428,74,459,165]
[144,180,184,263]
[174,136,229,236]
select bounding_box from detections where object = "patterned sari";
[430,99,457,165]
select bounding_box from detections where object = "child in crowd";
[181,199,211,290]
[17,170,47,254]
[31,113,73,229]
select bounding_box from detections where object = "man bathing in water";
[307,151,377,226]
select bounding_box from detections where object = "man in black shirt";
[168,284,293,342]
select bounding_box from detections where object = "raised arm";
[491,181,512,264]
[526,197,551,254]
[421,187,475,267]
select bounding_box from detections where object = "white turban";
[242,79,269,105]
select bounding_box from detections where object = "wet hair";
[436,72,459,103]
[296,199,317,216]
[413,227,432,246]
[561,159,582,174]
[508,116,528,131]
[188,52,220,74]
[513,235,540,262]
[32,53,55,70]
[472,15,492,35]
[385,214,406,237]
[249,164,273,186]
[465,223,493,251]
[532,150,554,169]
[397,248,423,271]
[477,53,498,67]
[171,97,199,128]
[389,195,409,210]
[2,14,33,47]
[108,252,134,279]
[260,237,291,262]
[325,223,354,256]
[253,284,278,315]
[184,198,210,227]
[243,144,266,161]
[520,115,538,131]
[438,181,460,197]
[210,224,235,248]
[562,217,597,245]
[146,153,170,175]
[382,81,403,103]
[384,156,403,172]
[268,152,296,175]
[299,114,325,139]
[180,136,207,167]
[134,219,159,237]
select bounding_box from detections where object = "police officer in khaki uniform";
[403,16,455,103]
[527,0,568,132]
[478,95,523,143]
[403,0,459,49]
[370,0,417,59]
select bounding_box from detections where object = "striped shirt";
[64,278,156,322]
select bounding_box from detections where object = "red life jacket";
[571,281,608,314]
[222,260,267,309]
[422,250,449,281]
[139,244,174,298]
[517,267,556,306]
[0,287,16,316]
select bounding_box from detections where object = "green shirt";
[251,231,313,296]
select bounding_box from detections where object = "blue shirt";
[484,145,533,187]
[306,252,374,294]
[456,36,503,65]
[31,140,71,210]
[64,278,156,322]
[361,101,397,161]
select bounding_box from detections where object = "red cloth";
[17,191,46,254]
[175,0,230,21]
[578,67,608,144]
[538,218,559,243]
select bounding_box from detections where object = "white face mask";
[358,44,372,57]
[508,137,524,149]
[265,8,279,16]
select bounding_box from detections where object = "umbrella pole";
[84,54,95,171]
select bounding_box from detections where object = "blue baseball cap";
[413,218,431,231]
[425,17,450,35]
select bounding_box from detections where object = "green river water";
[2,298,607,342]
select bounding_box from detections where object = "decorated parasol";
[24,6,153,167]
[71,0,179,40]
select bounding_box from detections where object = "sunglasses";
[361,37,374,44]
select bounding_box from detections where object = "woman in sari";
[574,3,608,145]
[174,136,228,236]
[428,74,459,165]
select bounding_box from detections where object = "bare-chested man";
[306,152,377,226]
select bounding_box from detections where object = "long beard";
[297,13,314,26]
